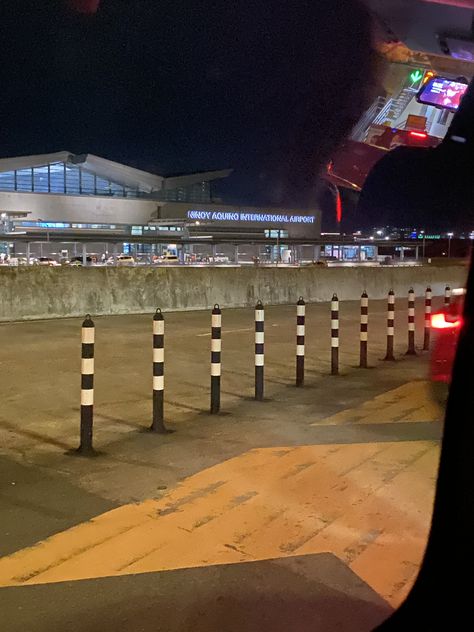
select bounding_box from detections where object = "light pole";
[447,232,454,258]
[420,230,426,260]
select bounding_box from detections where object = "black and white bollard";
[423,286,432,351]
[444,285,451,309]
[406,288,416,355]
[151,308,167,433]
[384,289,395,361]
[331,293,339,375]
[255,300,264,400]
[296,297,305,387]
[359,291,368,368]
[79,315,95,454]
[210,304,222,414]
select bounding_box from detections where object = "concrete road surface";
[0,298,445,630]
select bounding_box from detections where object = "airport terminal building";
[0,152,321,261]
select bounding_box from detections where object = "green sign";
[409,69,423,86]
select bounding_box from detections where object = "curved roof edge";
[0,152,232,193]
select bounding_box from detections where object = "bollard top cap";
[426,286,432,292]
[154,308,164,321]
[82,314,94,327]
[331,293,338,301]
[409,287,414,293]
[212,303,221,314]
[446,285,451,290]
[361,291,368,298]
[255,299,264,308]
[388,289,394,295]
[297,296,305,305]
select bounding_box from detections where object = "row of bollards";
[77,285,452,455]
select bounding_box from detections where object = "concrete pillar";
[234,244,239,264]
[26,242,31,265]
[82,243,87,266]
[415,245,419,261]
[400,245,405,261]
[212,243,217,262]
[313,245,321,261]
[357,245,362,261]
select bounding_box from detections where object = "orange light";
[409,131,428,139]
[423,70,435,85]
[431,313,462,329]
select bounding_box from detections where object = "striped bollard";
[384,290,395,361]
[79,315,95,455]
[210,304,222,414]
[151,308,167,433]
[359,291,368,368]
[444,285,451,308]
[423,286,432,351]
[255,300,264,400]
[406,288,416,355]
[296,297,305,387]
[331,293,339,375]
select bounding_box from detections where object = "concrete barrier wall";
[0,264,467,321]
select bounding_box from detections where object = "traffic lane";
[0,553,391,632]
[0,299,442,442]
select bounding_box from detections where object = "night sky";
[1,0,373,212]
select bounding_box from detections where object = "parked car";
[68,256,94,266]
[430,288,465,401]
[155,253,179,264]
[36,257,61,267]
[116,254,135,266]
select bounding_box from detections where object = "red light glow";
[409,131,428,139]
[431,313,462,329]
[336,189,342,224]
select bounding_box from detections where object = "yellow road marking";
[312,380,442,426]
[0,439,438,606]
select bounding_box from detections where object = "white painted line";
[197,325,279,337]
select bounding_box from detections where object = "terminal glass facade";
[0,162,212,203]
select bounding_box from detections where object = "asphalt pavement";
[0,298,445,630]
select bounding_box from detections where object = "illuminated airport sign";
[187,210,316,224]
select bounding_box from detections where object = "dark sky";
[0,0,373,209]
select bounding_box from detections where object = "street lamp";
[420,230,426,260]
[447,232,454,258]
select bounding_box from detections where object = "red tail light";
[409,131,428,139]
[431,313,462,329]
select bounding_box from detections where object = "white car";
[36,257,61,267]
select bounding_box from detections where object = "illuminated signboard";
[409,69,423,87]
[187,210,315,224]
